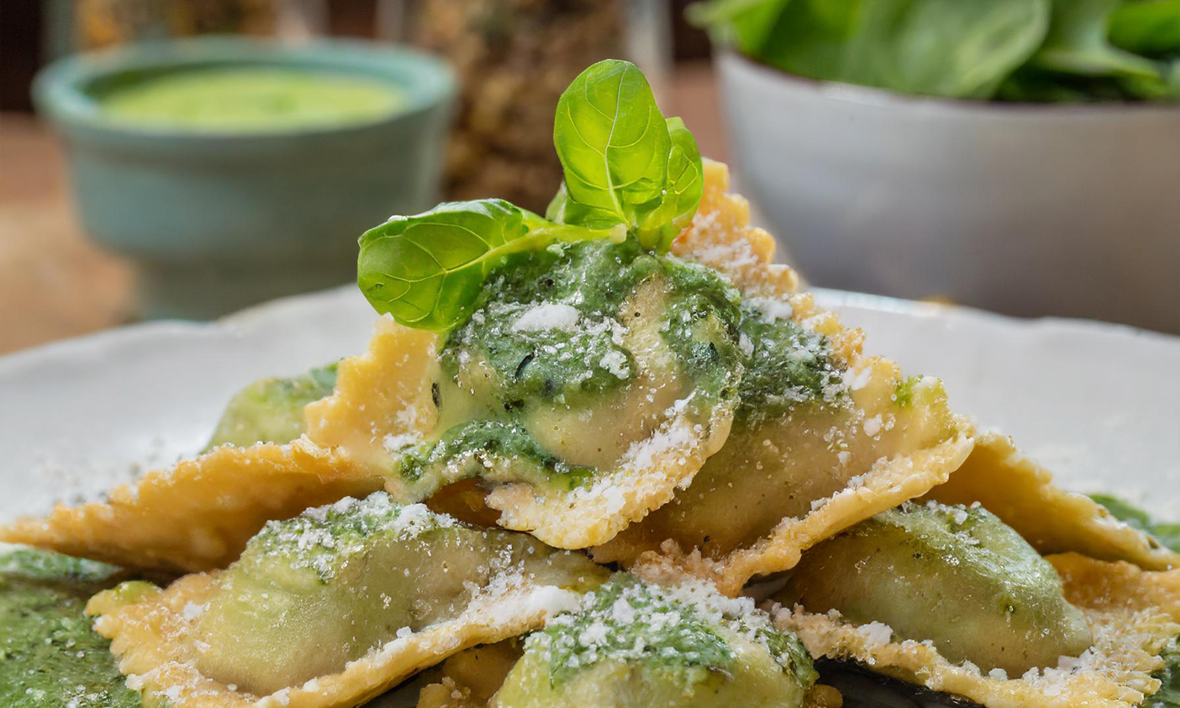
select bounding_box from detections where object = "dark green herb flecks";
[395,420,596,490]
[892,375,923,408]
[441,237,742,409]
[1090,495,1180,553]
[734,299,845,427]
[537,574,814,688]
[0,547,140,708]
[245,492,456,582]
[396,237,742,491]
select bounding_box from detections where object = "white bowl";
[717,51,1180,334]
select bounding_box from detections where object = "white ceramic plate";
[2,286,1178,524]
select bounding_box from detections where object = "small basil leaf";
[358,200,605,331]
[635,117,705,252]
[553,59,672,231]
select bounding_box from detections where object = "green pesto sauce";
[441,238,742,407]
[539,574,814,688]
[100,68,405,133]
[206,362,338,450]
[0,548,139,708]
[734,300,844,427]
[396,420,595,489]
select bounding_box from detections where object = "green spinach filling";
[0,548,139,708]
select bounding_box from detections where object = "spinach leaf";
[688,0,793,55]
[724,0,869,88]
[849,0,1051,98]
[694,0,1180,102]
[1031,0,1163,78]
[1109,0,1180,55]
[551,59,704,251]
[357,199,612,331]
[1091,494,1180,552]
[694,0,1050,99]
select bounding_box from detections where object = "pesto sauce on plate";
[0,548,139,708]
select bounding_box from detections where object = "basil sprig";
[357,59,704,331]
[549,61,704,252]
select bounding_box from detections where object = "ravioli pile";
[3,61,1180,708]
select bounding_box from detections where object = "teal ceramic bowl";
[34,37,455,319]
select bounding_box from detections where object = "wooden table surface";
[0,65,724,356]
[0,115,134,355]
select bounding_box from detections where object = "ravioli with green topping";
[88,494,607,707]
[774,501,1180,708]
[0,440,382,572]
[492,573,817,708]
[594,161,974,594]
[406,573,822,708]
[308,237,743,550]
[3,57,1179,708]
[777,501,1093,676]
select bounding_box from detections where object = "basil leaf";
[1090,494,1180,552]
[357,200,608,331]
[635,117,705,252]
[553,59,672,232]
[1031,0,1164,78]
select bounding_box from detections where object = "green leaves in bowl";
[692,0,1180,102]
[358,59,704,331]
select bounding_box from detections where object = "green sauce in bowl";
[100,67,406,132]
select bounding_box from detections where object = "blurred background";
[0,0,1176,357]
